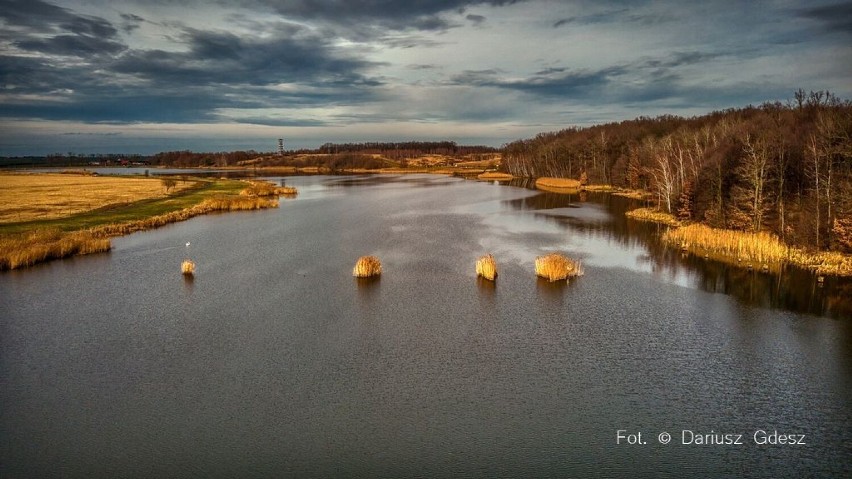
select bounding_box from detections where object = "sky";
[1,0,850,155]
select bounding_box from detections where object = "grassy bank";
[0,176,286,270]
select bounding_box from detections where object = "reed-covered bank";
[624,204,852,276]
[0,229,110,270]
[626,207,681,227]
[90,194,279,238]
[0,178,291,270]
[662,223,852,276]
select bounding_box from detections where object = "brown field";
[0,173,194,223]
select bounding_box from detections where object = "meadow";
[0,173,193,223]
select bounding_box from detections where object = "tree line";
[317,141,497,159]
[148,150,262,167]
[501,90,852,253]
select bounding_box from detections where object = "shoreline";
[625,207,852,277]
[0,176,288,270]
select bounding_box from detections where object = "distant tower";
[277,138,284,156]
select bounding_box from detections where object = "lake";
[1,174,850,477]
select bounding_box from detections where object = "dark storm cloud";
[16,34,127,56]
[466,14,486,25]
[798,1,852,35]
[450,66,626,97]
[0,1,384,124]
[1,0,110,33]
[449,51,744,105]
[119,13,145,33]
[1,0,125,58]
[111,26,382,87]
[553,8,673,28]
[258,0,521,29]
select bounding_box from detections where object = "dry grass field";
[0,173,193,223]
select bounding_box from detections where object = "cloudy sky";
[1,0,850,155]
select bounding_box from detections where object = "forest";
[501,90,852,254]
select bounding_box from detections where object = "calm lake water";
[1,174,850,477]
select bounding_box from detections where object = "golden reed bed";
[535,253,583,281]
[475,254,498,280]
[181,259,196,276]
[353,256,382,277]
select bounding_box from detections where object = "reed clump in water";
[535,253,583,281]
[535,177,582,189]
[625,207,681,226]
[276,186,298,196]
[477,172,514,181]
[199,194,277,211]
[181,259,195,276]
[0,229,111,270]
[353,256,382,277]
[240,181,298,197]
[475,254,498,281]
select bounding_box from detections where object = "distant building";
[278,139,284,156]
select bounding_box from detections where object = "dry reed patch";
[477,172,514,180]
[535,177,582,189]
[0,229,110,270]
[240,181,279,196]
[476,254,498,280]
[353,256,382,277]
[181,259,195,275]
[0,173,194,223]
[664,224,852,276]
[662,224,788,266]
[626,207,681,226]
[275,186,298,196]
[535,253,583,281]
[240,181,298,197]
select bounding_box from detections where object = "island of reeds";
[535,253,583,282]
[353,256,382,278]
[476,254,498,281]
[181,259,196,276]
